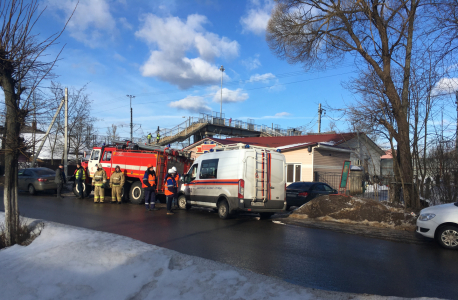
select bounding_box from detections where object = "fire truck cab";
[73,141,192,204]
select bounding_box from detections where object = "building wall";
[313,148,351,174]
[340,137,382,176]
[282,148,314,182]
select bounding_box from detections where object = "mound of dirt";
[291,195,416,230]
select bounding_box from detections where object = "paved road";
[1,192,457,299]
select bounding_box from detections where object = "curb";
[276,217,435,246]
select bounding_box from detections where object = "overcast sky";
[32,0,368,139]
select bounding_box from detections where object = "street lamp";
[126,95,135,142]
[219,65,225,121]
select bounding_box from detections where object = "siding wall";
[340,137,382,176]
[313,148,350,173]
[282,148,314,182]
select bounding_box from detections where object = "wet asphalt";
[1,191,457,299]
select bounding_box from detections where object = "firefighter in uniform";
[171,166,180,208]
[75,163,86,199]
[143,164,158,211]
[110,165,125,204]
[165,169,177,215]
[93,163,107,203]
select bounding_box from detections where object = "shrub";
[0,218,44,250]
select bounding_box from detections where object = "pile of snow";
[0,213,410,300]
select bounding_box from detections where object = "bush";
[0,218,44,250]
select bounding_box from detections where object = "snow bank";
[0,213,433,300]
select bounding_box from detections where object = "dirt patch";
[291,195,417,230]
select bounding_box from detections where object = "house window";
[286,163,301,183]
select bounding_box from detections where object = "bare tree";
[266,0,445,209]
[106,124,119,144]
[0,0,74,246]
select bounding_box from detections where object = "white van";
[177,146,287,219]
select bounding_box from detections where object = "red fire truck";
[72,141,192,204]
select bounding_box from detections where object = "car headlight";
[418,213,436,221]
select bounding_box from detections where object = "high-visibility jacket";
[156,134,160,140]
[147,134,152,139]
[174,174,180,188]
[75,167,86,180]
[165,176,177,196]
[142,170,157,189]
[93,169,107,187]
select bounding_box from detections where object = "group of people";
[146,132,161,144]
[143,165,180,215]
[68,162,180,215]
[72,162,124,204]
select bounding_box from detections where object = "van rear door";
[269,154,286,201]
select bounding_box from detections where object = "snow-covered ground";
[0,213,436,300]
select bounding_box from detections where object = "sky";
[31,0,374,140]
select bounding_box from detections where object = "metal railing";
[157,113,292,140]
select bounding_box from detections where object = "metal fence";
[314,172,394,201]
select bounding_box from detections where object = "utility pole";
[219,65,225,122]
[32,98,65,167]
[127,95,135,142]
[64,88,68,177]
[317,103,326,133]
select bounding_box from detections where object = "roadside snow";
[0,213,436,300]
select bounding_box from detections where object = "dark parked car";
[286,182,337,209]
[18,167,57,195]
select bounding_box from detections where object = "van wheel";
[129,181,144,204]
[28,184,36,195]
[178,195,190,210]
[217,200,230,219]
[259,212,274,220]
[436,225,458,250]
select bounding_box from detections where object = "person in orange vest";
[142,164,157,211]
[164,169,177,215]
[171,166,180,208]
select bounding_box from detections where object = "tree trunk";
[397,120,420,209]
[2,76,20,246]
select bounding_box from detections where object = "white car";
[416,202,458,249]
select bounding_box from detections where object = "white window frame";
[286,163,302,184]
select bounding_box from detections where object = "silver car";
[18,168,57,195]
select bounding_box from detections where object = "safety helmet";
[168,168,173,174]
[98,163,103,168]
[171,166,177,173]
[147,164,153,168]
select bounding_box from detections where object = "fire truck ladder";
[253,149,268,203]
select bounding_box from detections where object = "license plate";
[251,202,264,206]
[287,193,297,197]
